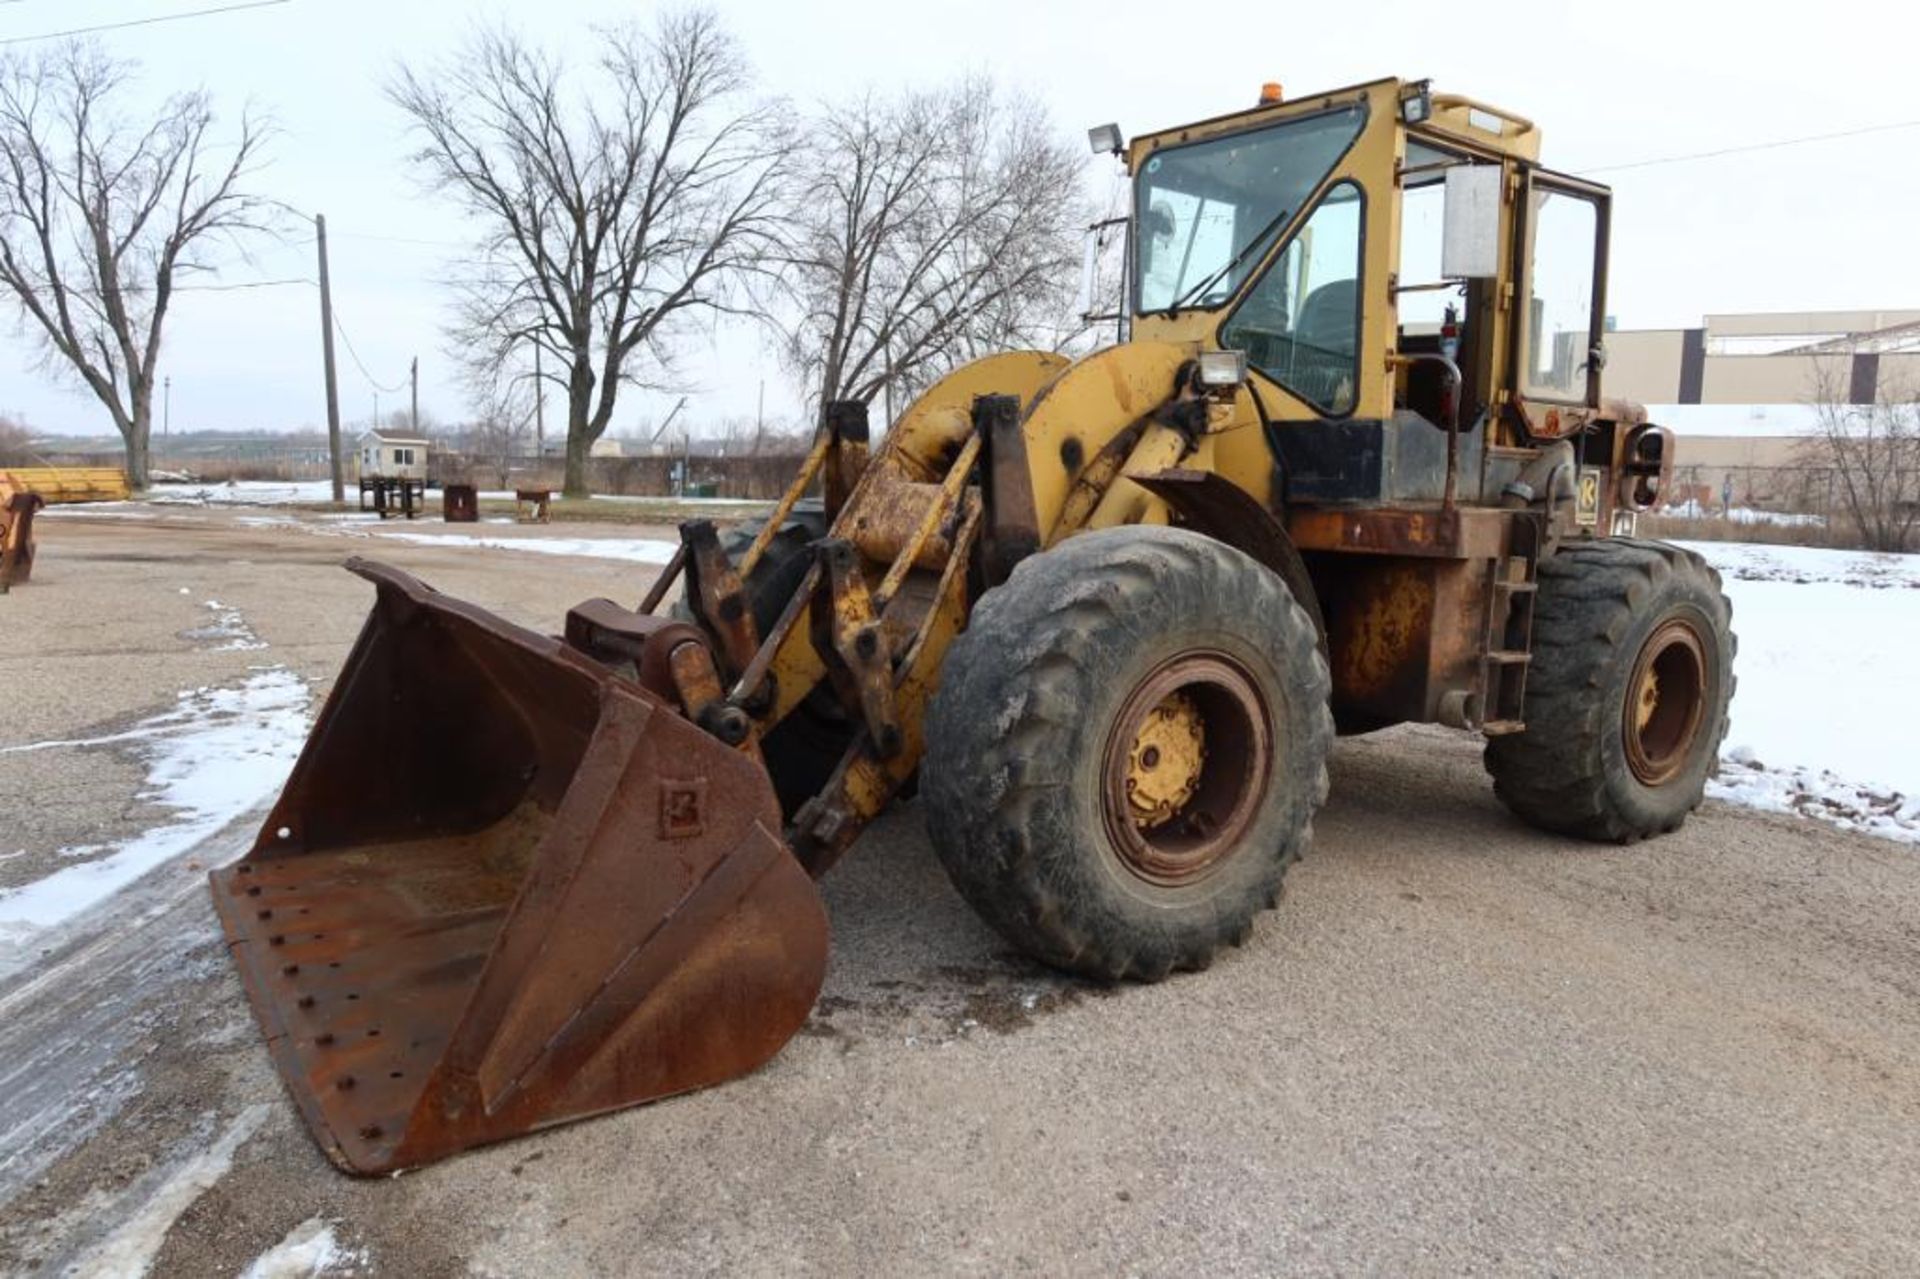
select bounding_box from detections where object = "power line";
[329,305,407,395]
[0,0,291,47]
[334,230,468,248]
[177,276,314,292]
[1576,118,1920,175]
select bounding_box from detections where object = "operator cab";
[1110,78,1615,508]
[1132,98,1369,417]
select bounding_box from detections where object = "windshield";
[1133,101,1367,314]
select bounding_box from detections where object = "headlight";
[1197,350,1247,389]
[1086,123,1123,156]
[1400,83,1433,125]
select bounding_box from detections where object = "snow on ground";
[0,669,310,938]
[240,1217,366,1278]
[1663,500,1825,527]
[138,480,765,511]
[1678,540,1920,844]
[147,480,337,506]
[179,598,269,652]
[369,530,678,564]
[67,1105,271,1278]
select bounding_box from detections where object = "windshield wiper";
[1165,205,1293,318]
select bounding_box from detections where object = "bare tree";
[390,12,788,498]
[462,381,533,490]
[0,43,271,487]
[0,412,36,465]
[778,78,1085,418]
[1799,356,1920,553]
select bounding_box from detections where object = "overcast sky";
[4,0,1917,437]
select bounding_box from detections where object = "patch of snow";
[67,1105,270,1278]
[369,530,677,565]
[1675,541,1920,843]
[1652,403,1824,438]
[146,480,336,506]
[181,598,268,652]
[37,505,154,519]
[472,490,767,509]
[1709,758,1920,845]
[0,670,310,934]
[240,1217,366,1278]
[1680,540,1920,589]
[1662,500,1826,527]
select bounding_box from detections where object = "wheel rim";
[1101,652,1273,887]
[1622,617,1709,786]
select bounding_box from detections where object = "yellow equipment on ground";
[214,77,1732,1175]
[0,467,131,504]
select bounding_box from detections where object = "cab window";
[1523,188,1601,402]
[1220,181,1364,416]
[1133,102,1366,314]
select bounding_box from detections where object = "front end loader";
[216,76,1733,1174]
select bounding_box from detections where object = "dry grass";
[1636,511,1903,552]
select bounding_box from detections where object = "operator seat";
[1290,278,1357,407]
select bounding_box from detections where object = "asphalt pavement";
[2,509,1915,1277]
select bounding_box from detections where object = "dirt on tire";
[921,525,1333,981]
[1485,536,1735,841]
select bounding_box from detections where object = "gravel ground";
[2,508,1916,1277]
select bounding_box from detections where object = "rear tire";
[923,526,1333,981]
[1484,537,1735,841]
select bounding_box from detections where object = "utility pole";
[163,376,171,439]
[410,356,420,435]
[533,345,545,460]
[315,213,345,503]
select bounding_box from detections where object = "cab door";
[1511,170,1611,421]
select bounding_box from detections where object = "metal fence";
[1664,465,1919,524]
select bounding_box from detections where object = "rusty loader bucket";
[209,560,828,1175]
[1,485,43,592]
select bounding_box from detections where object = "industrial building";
[1601,310,1918,511]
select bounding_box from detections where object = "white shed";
[358,432,430,481]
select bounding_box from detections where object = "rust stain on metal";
[0,487,44,592]
[810,538,900,760]
[659,779,708,839]
[681,520,761,681]
[1332,564,1432,710]
[209,559,826,1176]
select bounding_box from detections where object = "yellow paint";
[1125,692,1206,828]
[0,467,130,504]
[739,73,1606,840]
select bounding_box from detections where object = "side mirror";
[1441,166,1501,279]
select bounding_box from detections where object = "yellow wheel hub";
[1634,665,1660,734]
[1124,692,1206,829]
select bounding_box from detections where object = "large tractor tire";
[676,500,851,815]
[1484,537,1735,842]
[686,499,828,633]
[923,526,1333,981]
